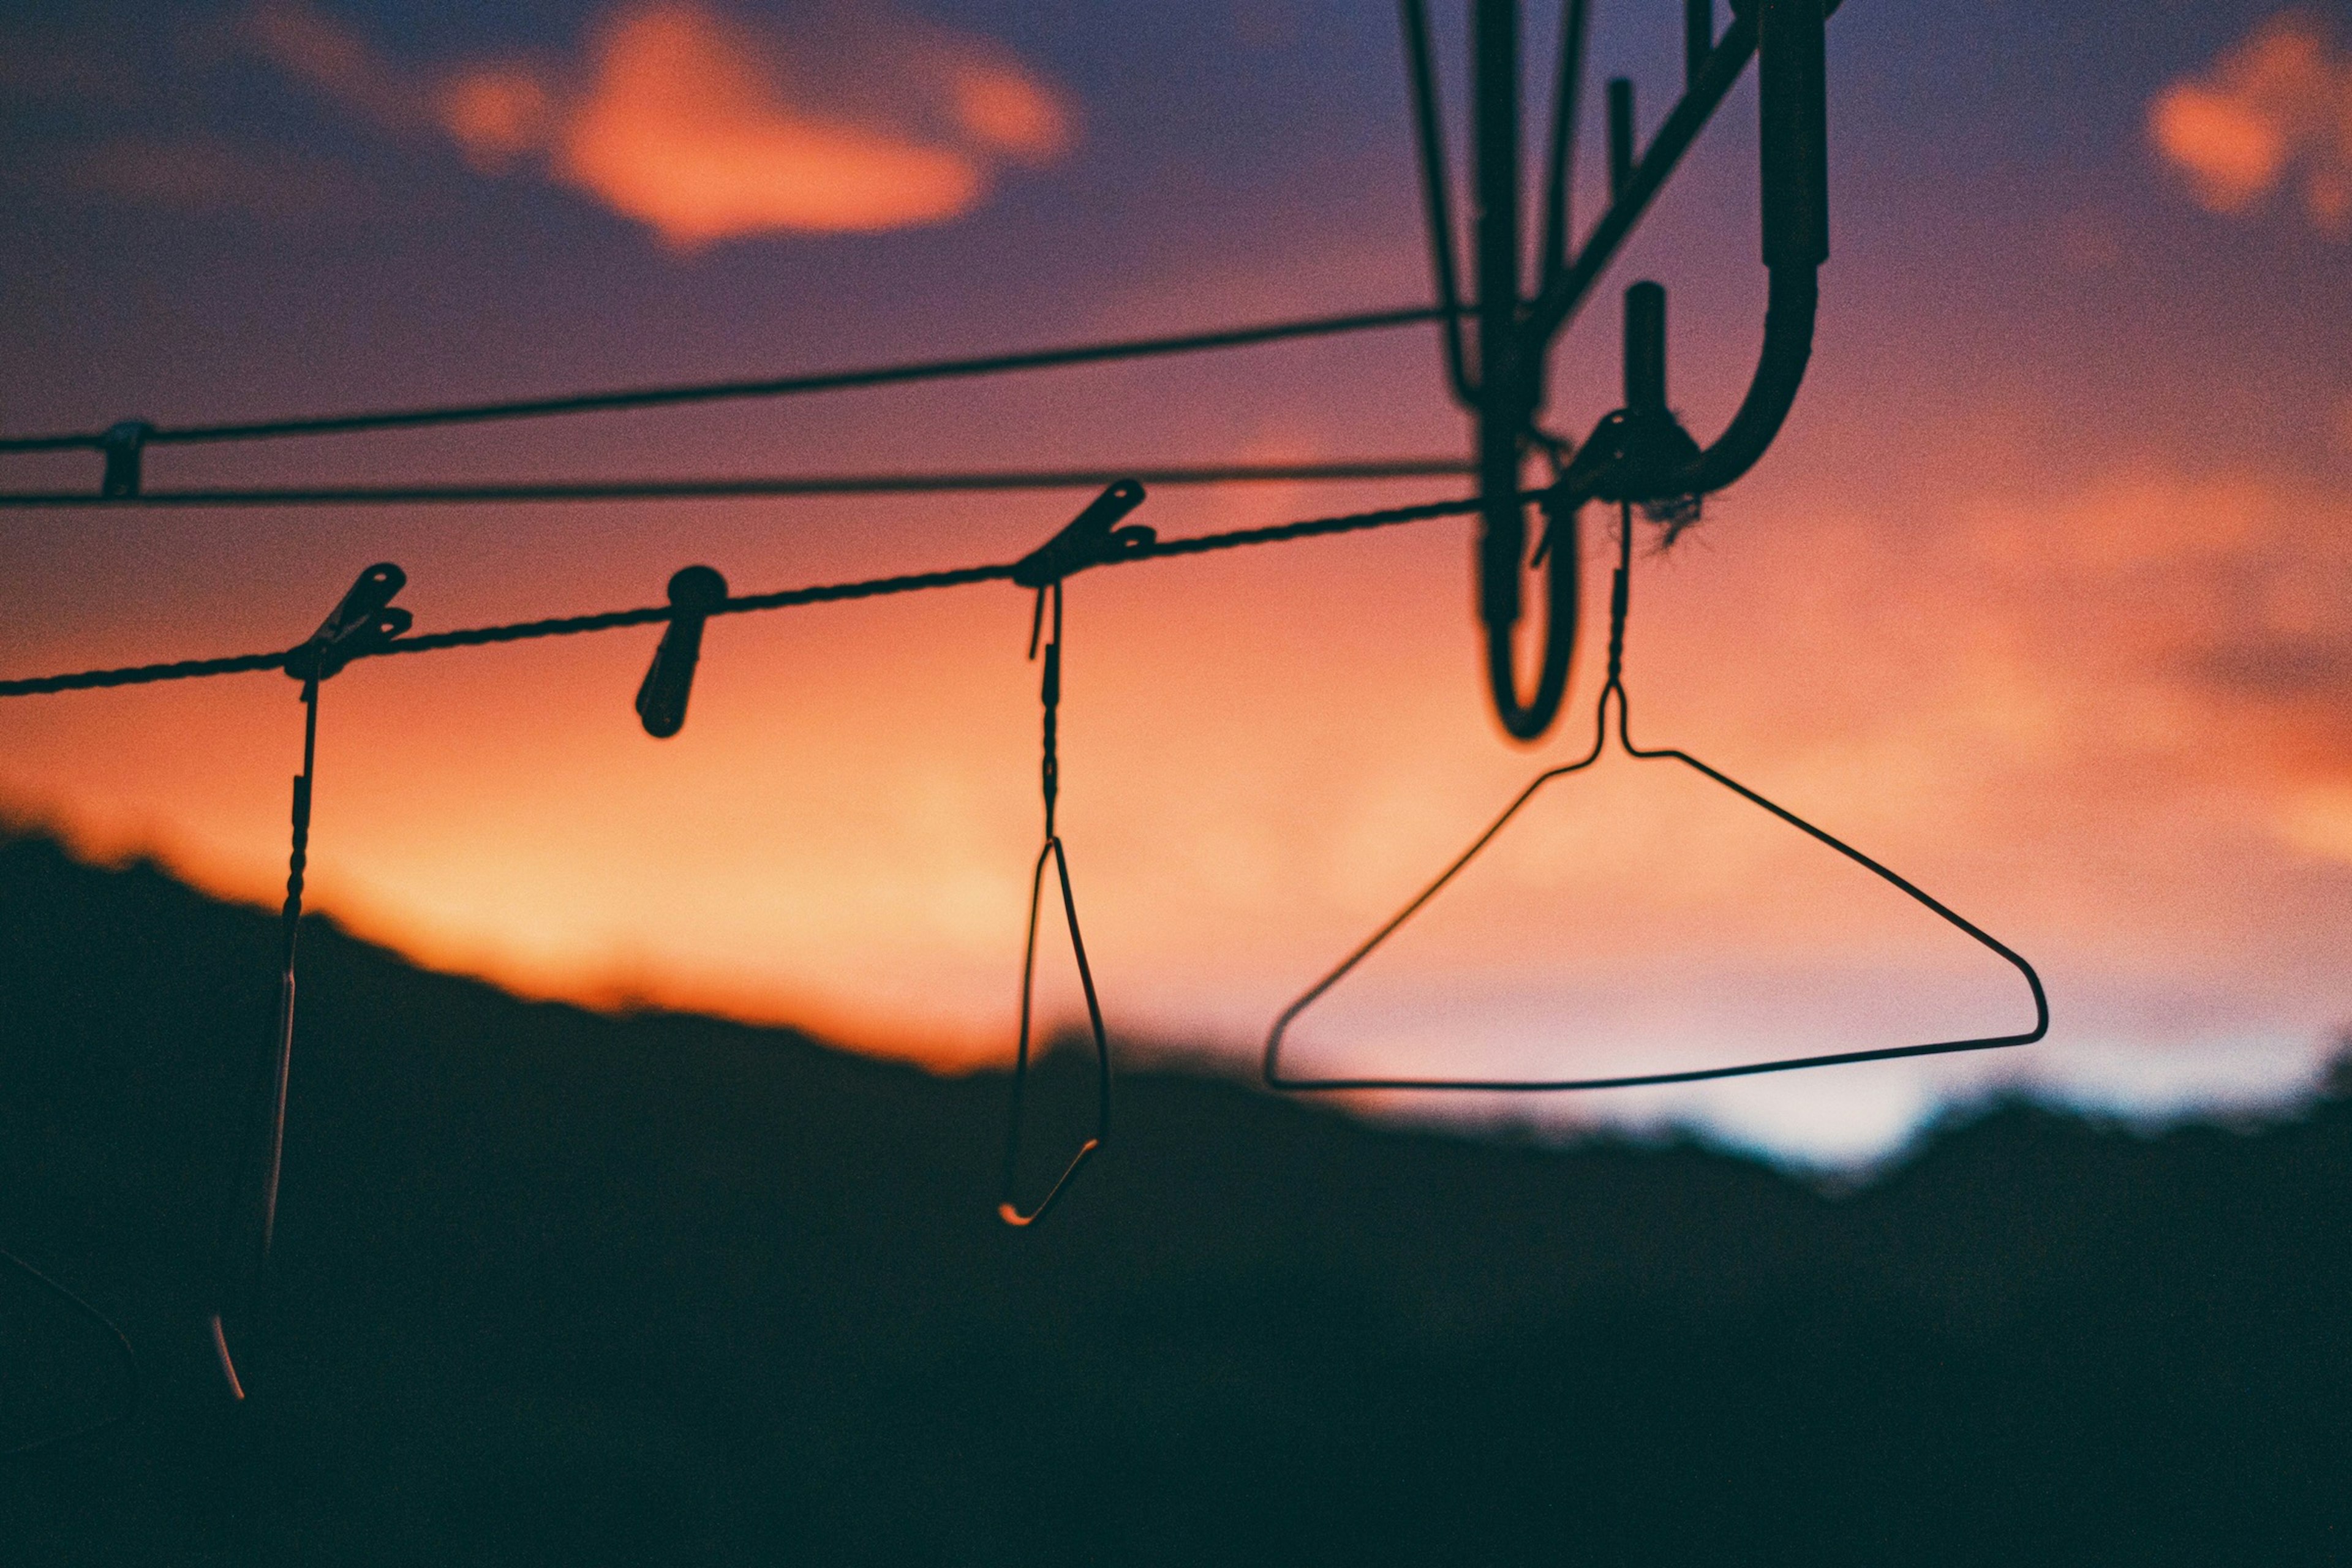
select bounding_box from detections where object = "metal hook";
[636,565,729,737]
[1405,0,1834,742]
[1553,0,1827,516]
[996,488,1142,1227]
[211,564,407,1400]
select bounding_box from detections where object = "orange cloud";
[244,1,1077,245]
[552,4,987,242]
[2149,10,2352,236]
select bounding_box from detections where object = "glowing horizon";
[4,1,2348,1167]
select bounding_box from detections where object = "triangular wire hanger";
[209,564,410,1399]
[1263,287,2046,1093]
[995,483,1152,1227]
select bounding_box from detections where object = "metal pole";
[1471,0,1524,633]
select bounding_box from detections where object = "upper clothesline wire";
[0,304,1453,454]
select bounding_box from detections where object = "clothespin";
[1010,480,1153,592]
[282,564,411,682]
[636,565,729,738]
[100,420,152,499]
[1016,480,1150,660]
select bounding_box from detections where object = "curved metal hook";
[1561,0,1827,511]
[998,836,1111,1227]
[1441,0,1830,741]
[1482,492,1582,741]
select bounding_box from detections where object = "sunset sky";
[3,0,2348,1167]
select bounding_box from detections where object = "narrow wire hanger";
[209,564,409,1399]
[996,483,1152,1226]
[1264,288,2046,1093]
[0,1248,139,1458]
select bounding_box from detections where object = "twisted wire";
[0,491,1505,700]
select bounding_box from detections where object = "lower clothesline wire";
[0,490,1501,699]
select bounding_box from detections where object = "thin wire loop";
[0,1249,140,1458]
[1263,503,2049,1093]
[999,579,1112,1227]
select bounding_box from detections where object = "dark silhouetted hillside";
[2,827,2347,1565]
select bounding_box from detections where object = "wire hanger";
[0,1248,139,1458]
[208,564,410,1400]
[995,483,1152,1226]
[1264,284,2046,1092]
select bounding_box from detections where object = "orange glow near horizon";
[3,4,2349,1164]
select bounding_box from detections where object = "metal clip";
[283,564,411,682]
[1009,480,1152,590]
[636,565,729,738]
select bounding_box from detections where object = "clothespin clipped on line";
[282,563,412,683]
[636,565,730,737]
[993,480,1147,1229]
[1013,478,1152,658]
[99,420,152,500]
[212,561,412,1403]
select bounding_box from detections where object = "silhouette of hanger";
[1264,285,2045,1092]
[208,564,409,1399]
[996,483,1151,1226]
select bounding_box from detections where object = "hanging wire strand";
[0,490,1504,700]
[0,458,1471,511]
[207,672,320,1403]
[998,574,1115,1229]
[0,305,1454,456]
